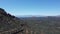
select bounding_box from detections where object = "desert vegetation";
[19,16,60,34]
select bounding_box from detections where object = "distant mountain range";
[16,15,60,18]
[16,15,46,17]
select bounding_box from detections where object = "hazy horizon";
[16,15,60,17]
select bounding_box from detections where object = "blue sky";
[0,0,60,16]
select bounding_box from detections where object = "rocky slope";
[0,8,24,34]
